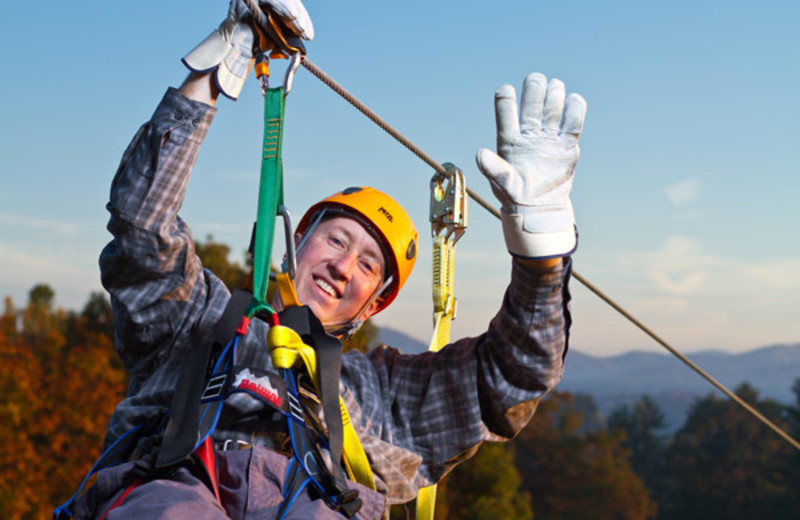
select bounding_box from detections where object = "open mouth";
[314,276,340,298]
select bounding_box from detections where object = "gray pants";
[71,447,385,520]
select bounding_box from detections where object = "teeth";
[315,278,337,297]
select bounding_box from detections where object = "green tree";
[22,283,59,347]
[608,395,667,498]
[772,378,800,516]
[661,382,794,520]
[195,235,252,291]
[514,391,657,520]
[80,291,114,337]
[437,442,532,520]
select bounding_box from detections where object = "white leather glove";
[183,0,314,100]
[476,72,587,259]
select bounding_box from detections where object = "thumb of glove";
[476,147,520,212]
[476,147,577,259]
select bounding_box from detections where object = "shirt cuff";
[150,87,218,144]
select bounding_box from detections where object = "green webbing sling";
[250,86,286,317]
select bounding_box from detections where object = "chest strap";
[270,306,375,518]
[269,308,375,491]
[154,288,253,470]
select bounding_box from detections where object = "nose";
[328,250,358,281]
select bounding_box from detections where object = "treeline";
[2,238,798,519]
[426,381,800,520]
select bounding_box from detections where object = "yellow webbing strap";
[268,325,376,490]
[417,163,468,520]
[276,271,300,308]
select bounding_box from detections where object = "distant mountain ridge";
[559,343,800,432]
[560,343,800,403]
[375,328,800,432]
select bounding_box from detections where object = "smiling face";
[290,216,387,328]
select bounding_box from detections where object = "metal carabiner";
[283,52,302,97]
[279,206,297,279]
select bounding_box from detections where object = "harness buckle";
[220,439,253,451]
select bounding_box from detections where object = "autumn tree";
[660,383,794,520]
[514,391,658,520]
[0,287,127,519]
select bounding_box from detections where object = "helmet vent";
[406,239,416,260]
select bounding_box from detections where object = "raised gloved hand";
[183,0,314,100]
[476,72,587,259]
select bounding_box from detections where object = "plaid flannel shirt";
[99,87,572,506]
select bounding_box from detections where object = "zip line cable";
[300,58,501,219]
[299,55,800,452]
[576,274,800,451]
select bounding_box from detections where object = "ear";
[360,297,383,322]
[294,231,303,246]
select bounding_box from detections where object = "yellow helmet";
[297,187,418,314]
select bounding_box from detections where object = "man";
[68,0,586,518]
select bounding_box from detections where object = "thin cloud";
[0,242,101,309]
[0,213,81,235]
[745,259,800,290]
[665,179,701,206]
[648,236,718,295]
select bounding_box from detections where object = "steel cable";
[298,55,800,452]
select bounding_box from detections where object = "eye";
[328,234,346,249]
[359,258,376,274]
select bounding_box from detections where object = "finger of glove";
[543,78,566,134]
[476,148,521,205]
[183,28,232,71]
[561,93,587,137]
[261,0,315,40]
[494,84,520,155]
[519,72,547,134]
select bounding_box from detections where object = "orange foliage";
[0,289,127,519]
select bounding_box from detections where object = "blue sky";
[2,0,798,357]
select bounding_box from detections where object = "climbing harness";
[269,306,375,518]
[56,6,375,519]
[416,164,468,520]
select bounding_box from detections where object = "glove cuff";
[502,213,577,259]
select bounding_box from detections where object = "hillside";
[375,328,800,432]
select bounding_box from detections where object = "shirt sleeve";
[340,258,571,495]
[99,88,218,381]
